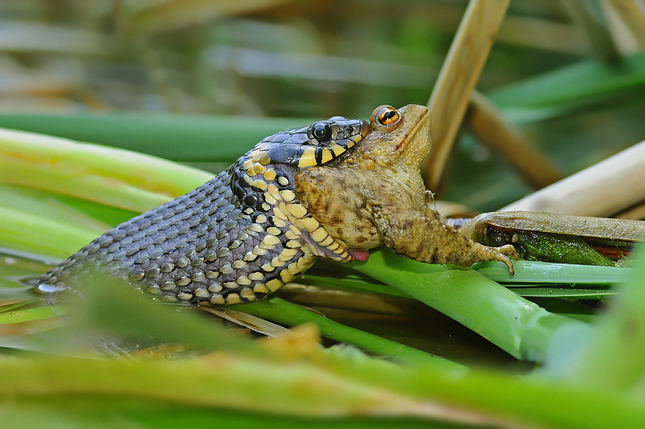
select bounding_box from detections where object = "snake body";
[35,117,370,305]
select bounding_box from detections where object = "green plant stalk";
[474,260,629,284]
[0,206,99,259]
[335,352,645,429]
[234,297,461,370]
[304,260,628,301]
[0,128,211,212]
[300,273,410,298]
[0,355,437,419]
[0,185,114,233]
[0,114,311,162]
[530,297,597,323]
[0,305,69,324]
[560,241,645,391]
[0,399,460,429]
[349,249,591,362]
[0,349,644,429]
[506,287,613,299]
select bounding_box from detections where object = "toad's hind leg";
[374,208,517,274]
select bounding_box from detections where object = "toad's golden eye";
[377,107,399,125]
[372,105,401,129]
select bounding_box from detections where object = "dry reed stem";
[607,0,645,52]
[616,202,645,220]
[201,307,291,338]
[423,0,510,191]
[502,141,645,217]
[467,91,563,189]
[277,284,412,316]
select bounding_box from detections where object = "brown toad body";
[295,104,517,272]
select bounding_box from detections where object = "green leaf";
[235,297,463,370]
[0,127,212,212]
[0,114,314,162]
[0,205,100,259]
[0,305,68,324]
[490,53,645,123]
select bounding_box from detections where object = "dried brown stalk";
[467,91,563,189]
[502,141,645,217]
[606,0,645,52]
[423,0,510,191]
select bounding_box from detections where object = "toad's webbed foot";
[469,243,517,275]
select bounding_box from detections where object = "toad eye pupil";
[312,122,331,141]
[378,109,399,125]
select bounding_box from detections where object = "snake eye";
[376,106,400,126]
[311,122,332,142]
